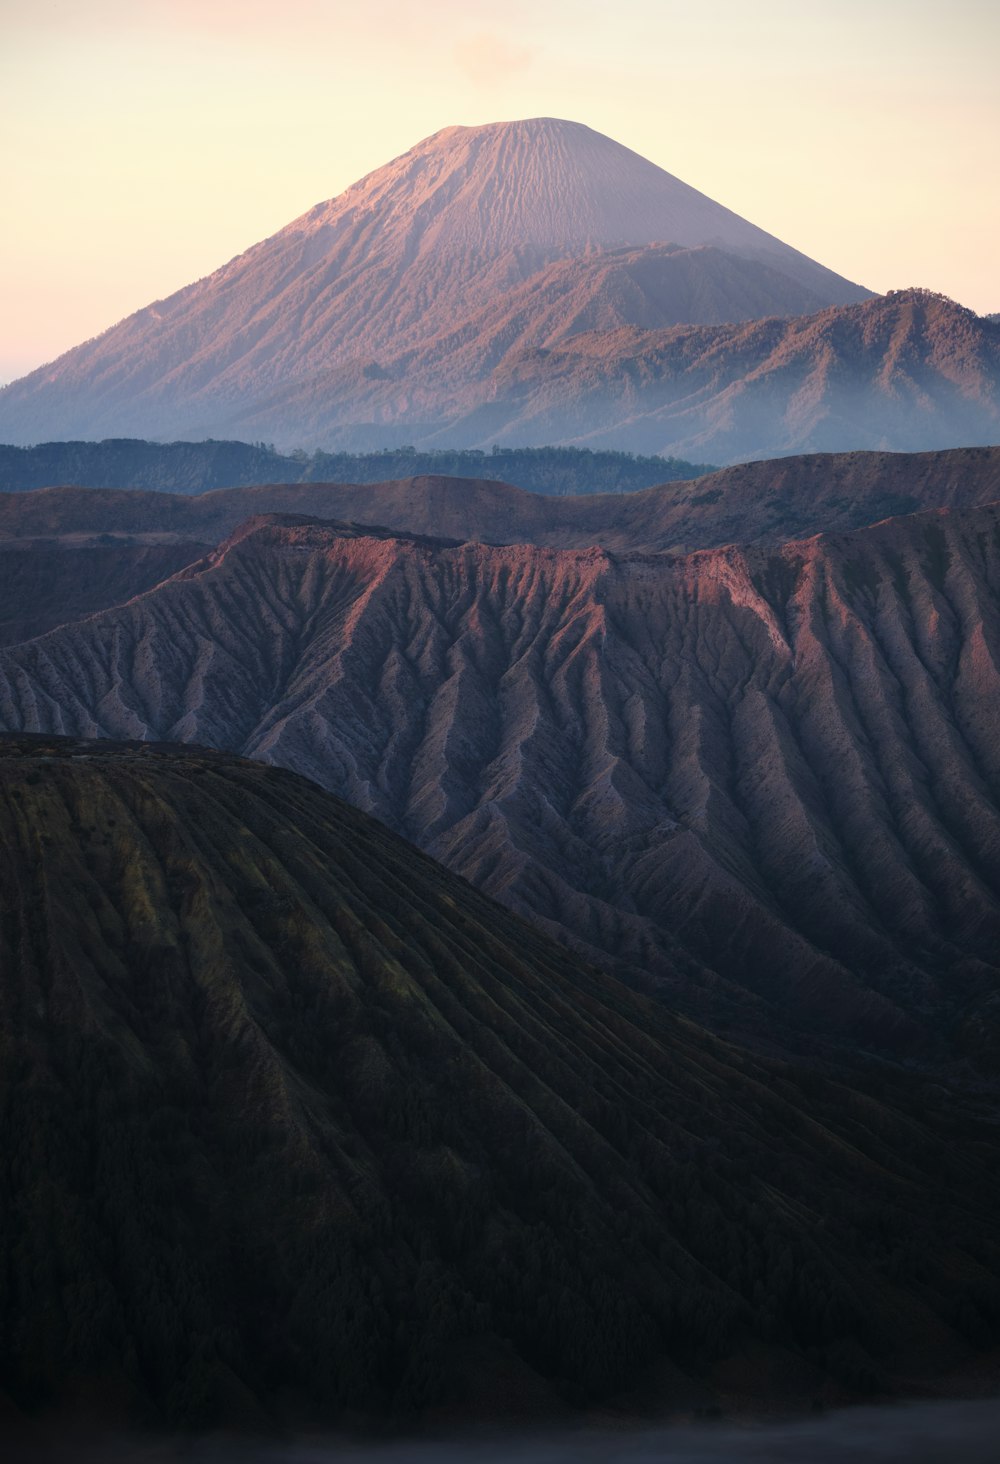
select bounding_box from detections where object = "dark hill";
[2,737,1000,1433]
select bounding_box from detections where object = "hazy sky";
[1,0,997,383]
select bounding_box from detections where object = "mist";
[19,1399,1000,1464]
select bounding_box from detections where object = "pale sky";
[1,0,997,383]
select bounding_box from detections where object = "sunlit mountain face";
[0,118,870,450]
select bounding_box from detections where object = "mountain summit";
[294,118,862,292]
[0,118,868,447]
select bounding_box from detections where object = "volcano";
[0,118,868,448]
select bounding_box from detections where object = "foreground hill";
[0,118,865,448]
[1,448,998,562]
[3,505,1000,1063]
[3,737,1000,1432]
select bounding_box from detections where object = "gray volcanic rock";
[0,119,867,448]
[3,504,1000,1063]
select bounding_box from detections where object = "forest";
[0,440,713,497]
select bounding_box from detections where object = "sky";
[1,0,997,383]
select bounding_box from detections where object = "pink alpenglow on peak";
[0,118,869,448]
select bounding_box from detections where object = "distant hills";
[377,288,998,461]
[5,472,1000,1064]
[1,444,996,557]
[0,118,874,452]
[0,439,710,497]
[4,737,1000,1429]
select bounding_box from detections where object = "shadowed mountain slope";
[0,541,204,645]
[3,506,1000,1062]
[0,118,866,448]
[3,737,1000,1431]
[2,448,998,562]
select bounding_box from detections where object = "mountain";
[1,447,998,563]
[4,736,1000,1432]
[3,504,1000,1063]
[4,446,999,649]
[445,289,1000,460]
[0,118,867,448]
[238,289,996,461]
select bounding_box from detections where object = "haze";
[1,0,997,384]
[20,1400,1000,1463]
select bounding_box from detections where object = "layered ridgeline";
[433,289,1000,461]
[9,448,1000,648]
[0,441,712,497]
[3,737,1000,1431]
[201,290,1000,461]
[3,502,1000,1062]
[2,447,997,649]
[1,444,998,552]
[0,118,868,450]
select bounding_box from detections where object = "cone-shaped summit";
[0,118,868,447]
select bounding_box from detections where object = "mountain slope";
[434,289,1000,460]
[0,541,204,645]
[0,118,867,447]
[3,736,1000,1430]
[3,506,1000,1061]
[237,290,998,460]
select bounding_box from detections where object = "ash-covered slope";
[0,119,866,447]
[3,736,1000,1430]
[4,507,1000,1061]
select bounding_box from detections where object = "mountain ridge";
[2,447,998,560]
[230,289,999,460]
